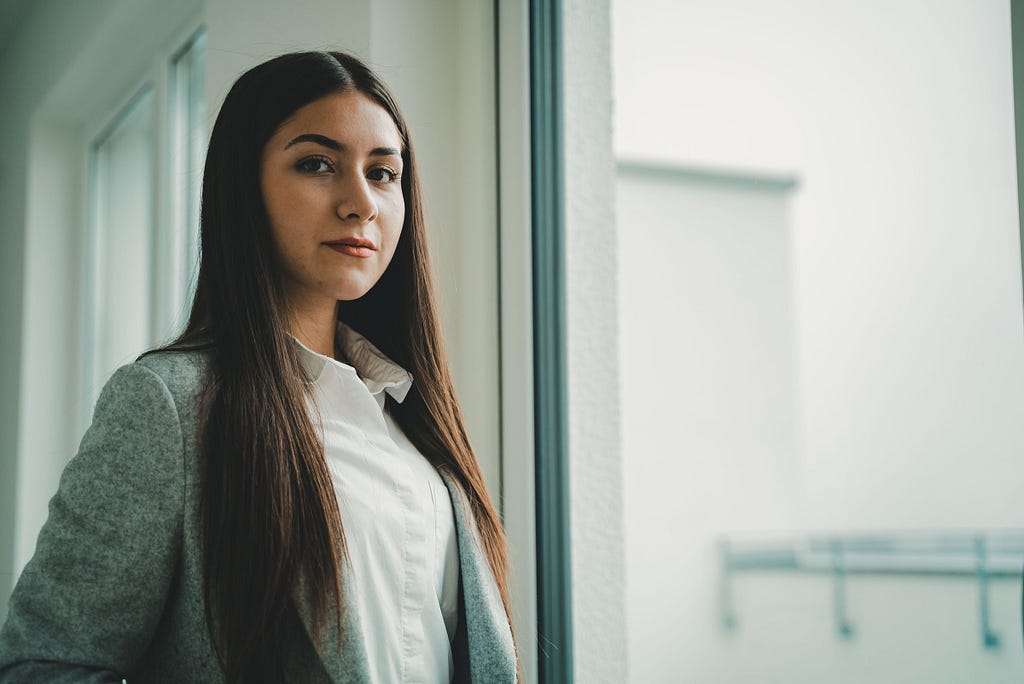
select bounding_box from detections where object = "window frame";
[77,21,205,438]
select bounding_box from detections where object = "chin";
[326,268,388,301]
[333,284,376,301]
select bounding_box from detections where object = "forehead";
[272,90,402,149]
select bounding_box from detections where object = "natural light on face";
[259,89,405,315]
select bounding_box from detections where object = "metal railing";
[719,531,1024,650]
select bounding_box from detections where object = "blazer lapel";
[293,559,373,683]
[439,470,518,683]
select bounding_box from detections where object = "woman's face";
[260,90,405,311]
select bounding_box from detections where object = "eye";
[295,155,334,174]
[367,166,400,183]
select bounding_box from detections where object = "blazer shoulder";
[0,360,192,678]
[135,348,211,408]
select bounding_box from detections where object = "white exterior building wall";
[615,1,1024,681]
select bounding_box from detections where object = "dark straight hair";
[154,51,519,682]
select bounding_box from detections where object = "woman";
[0,51,520,683]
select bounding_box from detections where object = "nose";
[335,173,378,223]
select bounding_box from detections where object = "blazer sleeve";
[0,362,185,682]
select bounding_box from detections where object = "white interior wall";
[368,0,502,498]
[13,117,85,597]
[0,0,120,623]
[203,0,371,120]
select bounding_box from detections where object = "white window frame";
[78,22,205,437]
[496,1,539,681]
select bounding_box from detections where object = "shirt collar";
[290,321,414,404]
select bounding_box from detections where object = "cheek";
[262,193,311,277]
[374,193,404,257]
[265,185,311,232]
[262,203,292,266]
[263,182,320,254]
[382,217,405,264]
[260,179,288,242]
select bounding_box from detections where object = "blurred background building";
[615,1,1024,682]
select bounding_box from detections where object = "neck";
[288,298,339,360]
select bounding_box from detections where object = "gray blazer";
[0,351,517,682]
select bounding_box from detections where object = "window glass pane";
[87,88,155,409]
[613,2,1024,682]
[170,30,206,333]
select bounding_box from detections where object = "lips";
[325,236,376,259]
[324,236,377,250]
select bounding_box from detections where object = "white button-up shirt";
[292,323,460,683]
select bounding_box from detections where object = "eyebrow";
[283,133,400,158]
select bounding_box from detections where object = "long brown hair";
[156,51,519,681]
